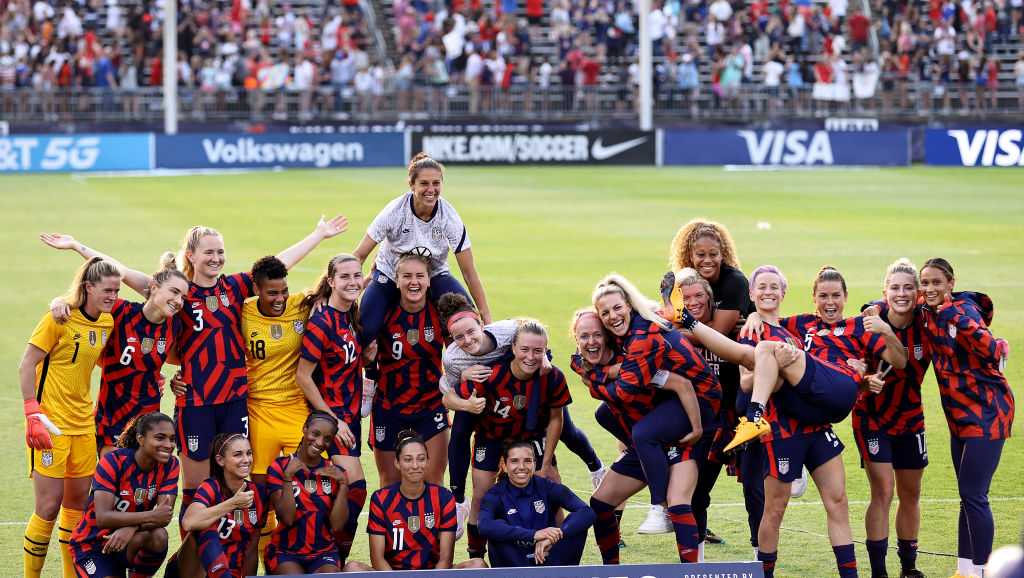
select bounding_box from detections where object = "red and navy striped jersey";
[571,351,650,444]
[71,448,179,553]
[367,483,456,570]
[97,299,180,436]
[376,302,444,414]
[300,306,363,422]
[266,455,341,557]
[923,292,1014,440]
[192,478,267,578]
[456,357,571,443]
[739,323,824,440]
[853,304,931,436]
[176,273,255,407]
[781,314,886,380]
[617,315,722,415]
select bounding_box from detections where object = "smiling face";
[302,418,338,460]
[450,316,485,355]
[139,420,176,464]
[411,167,443,209]
[396,441,428,484]
[149,276,188,319]
[86,275,122,314]
[256,277,289,317]
[751,272,785,315]
[512,332,547,376]
[328,259,363,307]
[397,258,430,307]
[217,437,253,480]
[573,313,607,365]
[187,234,225,280]
[504,446,537,488]
[920,266,954,307]
[814,280,847,323]
[681,282,713,323]
[595,292,632,337]
[690,236,724,282]
[884,271,918,315]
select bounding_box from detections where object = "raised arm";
[455,249,492,324]
[864,315,908,369]
[275,215,348,270]
[181,485,251,532]
[40,233,153,296]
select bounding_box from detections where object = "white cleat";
[455,500,469,541]
[591,466,608,490]
[790,467,809,498]
[636,505,673,534]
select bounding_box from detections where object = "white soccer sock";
[753,547,759,561]
[958,557,973,576]
[698,541,704,563]
[972,562,985,577]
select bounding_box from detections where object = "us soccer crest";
[533,500,546,514]
[188,436,200,453]
[84,558,97,575]
[101,330,108,345]
[424,512,435,529]
[475,447,487,463]
[512,395,527,410]
[375,425,386,442]
[406,329,420,346]
[220,293,230,307]
[249,508,259,524]
[148,485,157,500]
[777,458,790,475]
[293,320,305,335]
[270,324,283,340]
[304,479,317,494]
[424,326,435,342]
[913,345,924,360]
[205,295,220,312]
[407,515,421,532]
[141,338,154,354]
[156,338,166,355]
[321,478,332,494]
[134,488,147,505]
[833,327,845,337]
[431,225,444,242]
[948,324,957,338]
[89,331,97,346]
[867,438,880,455]
[41,450,54,467]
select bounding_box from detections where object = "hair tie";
[446,310,481,331]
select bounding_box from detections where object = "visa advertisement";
[924,128,1024,166]
[663,129,910,166]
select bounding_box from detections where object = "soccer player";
[370,252,449,486]
[346,430,487,571]
[351,152,491,347]
[453,320,572,560]
[296,253,367,564]
[591,274,720,563]
[239,256,311,558]
[170,434,266,578]
[70,412,179,578]
[918,258,1014,578]
[478,441,596,567]
[437,292,606,536]
[20,257,120,578]
[855,259,931,578]
[265,411,350,575]
[38,216,348,516]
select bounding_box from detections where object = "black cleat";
[660,271,676,308]
[705,528,725,544]
[899,570,925,578]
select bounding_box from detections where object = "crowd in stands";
[1,0,1023,119]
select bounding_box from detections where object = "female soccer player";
[478,442,595,567]
[296,253,367,564]
[265,411,350,575]
[20,257,120,578]
[346,430,487,571]
[453,320,572,560]
[171,433,265,578]
[918,258,1014,578]
[70,412,179,578]
[371,252,449,487]
[591,273,719,562]
[437,292,605,535]
[855,259,931,578]
[352,152,491,347]
[39,216,348,515]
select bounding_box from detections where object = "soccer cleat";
[723,417,770,453]
[790,467,809,498]
[454,500,468,541]
[899,570,926,578]
[660,271,676,308]
[636,505,673,534]
[705,528,725,544]
[591,466,608,490]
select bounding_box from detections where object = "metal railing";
[3,83,1023,124]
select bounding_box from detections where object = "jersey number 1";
[391,527,405,551]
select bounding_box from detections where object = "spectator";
[293,52,316,120]
[763,49,785,113]
[709,0,733,23]
[1016,51,1024,108]
[848,7,871,51]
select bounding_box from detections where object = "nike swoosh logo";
[591,137,648,160]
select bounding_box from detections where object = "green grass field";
[1,167,1022,577]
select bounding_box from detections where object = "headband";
[446,311,481,330]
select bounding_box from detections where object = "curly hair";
[669,218,741,272]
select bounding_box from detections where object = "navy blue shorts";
[327,414,362,458]
[265,544,341,574]
[610,441,700,483]
[369,405,449,451]
[776,356,858,425]
[763,427,844,482]
[72,546,128,578]
[175,398,249,460]
[855,429,929,470]
[473,437,548,472]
